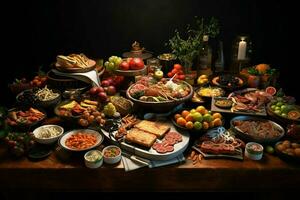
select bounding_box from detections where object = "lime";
[194,121,202,130]
[271,105,276,111]
[281,113,288,118]
[274,110,281,115]
[265,146,274,154]
[280,105,288,113]
[203,114,213,122]
[275,106,281,111]
[276,102,283,107]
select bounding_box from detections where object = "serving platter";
[114,65,148,76]
[211,96,267,116]
[230,115,285,144]
[54,59,96,73]
[101,121,190,161]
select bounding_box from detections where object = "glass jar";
[146,58,160,74]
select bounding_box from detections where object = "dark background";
[2,0,293,106]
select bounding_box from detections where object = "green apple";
[154,70,164,80]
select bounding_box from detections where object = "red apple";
[89,87,99,95]
[96,87,104,93]
[119,61,130,71]
[101,80,110,87]
[107,85,116,95]
[98,92,108,102]
[130,58,144,70]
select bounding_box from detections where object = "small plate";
[28,144,52,160]
[54,59,96,73]
[59,129,103,152]
[214,97,233,109]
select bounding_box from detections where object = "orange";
[174,114,182,121]
[209,121,215,128]
[185,114,194,122]
[196,106,206,114]
[185,121,194,129]
[255,64,270,74]
[181,110,190,118]
[202,121,209,130]
[213,118,222,127]
[212,113,222,120]
[176,117,187,127]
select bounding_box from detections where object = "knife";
[122,151,151,166]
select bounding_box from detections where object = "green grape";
[104,61,110,68]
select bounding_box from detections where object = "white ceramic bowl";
[102,145,122,164]
[59,129,103,151]
[84,150,103,169]
[33,125,64,144]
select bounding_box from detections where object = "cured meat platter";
[101,120,190,161]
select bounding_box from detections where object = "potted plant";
[166,17,220,74]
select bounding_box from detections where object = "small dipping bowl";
[102,145,122,164]
[84,150,103,169]
[245,142,264,160]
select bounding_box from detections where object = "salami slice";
[165,145,174,152]
[152,142,162,150]
[165,137,176,145]
[156,147,167,154]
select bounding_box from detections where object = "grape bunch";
[104,56,122,71]
[103,103,119,117]
[4,132,35,157]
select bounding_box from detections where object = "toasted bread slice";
[125,128,157,148]
[134,120,170,138]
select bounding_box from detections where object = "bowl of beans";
[102,145,122,164]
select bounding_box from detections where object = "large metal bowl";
[126,80,193,113]
[230,115,285,144]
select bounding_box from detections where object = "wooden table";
[0,144,299,192]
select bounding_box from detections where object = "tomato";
[167,72,173,78]
[177,70,184,75]
[178,75,185,80]
[174,64,182,70]
[119,61,130,70]
[171,68,178,74]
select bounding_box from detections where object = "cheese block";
[134,120,170,138]
[125,128,157,148]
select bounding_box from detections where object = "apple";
[98,92,108,102]
[119,61,130,71]
[107,85,116,95]
[106,78,114,86]
[130,58,144,70]
[96,87,104,93]
[101,80,110,87]
[154,70,164,80]
[89,87,99,95]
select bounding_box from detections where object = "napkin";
[121,152,185,172]
[52,69,100,87]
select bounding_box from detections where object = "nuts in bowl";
[33,125,64,144]
[102,145,122,164]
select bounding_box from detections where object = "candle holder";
[231,35,252,73]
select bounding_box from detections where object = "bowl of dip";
[84,150,103,168]
[102,145,122,164]
[245,142,264,160]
